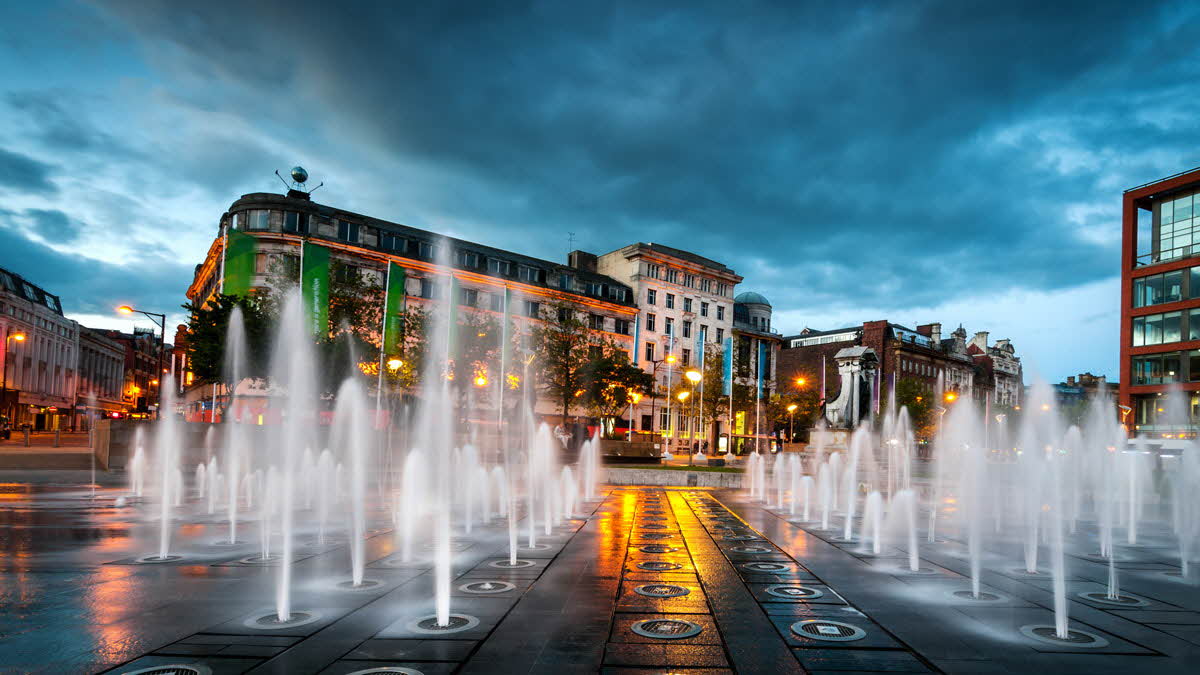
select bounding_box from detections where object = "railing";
[1136,245,1199,267]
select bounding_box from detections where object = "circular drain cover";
[1019,625,1109,648]
[123,662,212,667]
[642,516,667,521]
[631,619,703,639]
[634,584,691,598]
[238,554,281,565]
[723,534,761,541]
[407,614,481,635]
[639,545,678,554]
[336,579,383,591]
[1077,591,1150,607]
[243,611,322,630]
[135,554,183,564]
[643,510,665,515]
[521,543,552,551]
[639,533,674,540]
[730,545,773,554]
[741,562,792,573]
[637,561,683,571]
[791,619,866,642]
[950,590,1004,602]
[765,584,824,599]
[488,559,535,568]
[459,581,515,594]
[640,523,667,529]
[344,668,424,675]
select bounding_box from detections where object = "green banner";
[301,242,330,337]
[383,262,407,355]
[223,228,256,297]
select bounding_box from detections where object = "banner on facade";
[722,336,733,396]
[382,262,407,355]
[222,229,256,297]
[757,340,767,398]
[300,241,330,337]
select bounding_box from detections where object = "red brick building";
[1119,167,1200,432]
[778,320,1022,413]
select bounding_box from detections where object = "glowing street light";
[677,391,689,402]
[685,369,702,383]
[944,391,958,403]
[787,403,798,443]
[795,377,807,387]
[386,358,404,371]
[115,304,167,419]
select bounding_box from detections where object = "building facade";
[589,243,743,445]
[185,190,639,421]
[100,329,166,417]
[729,292,783,451]
[778,319,1023,424]
[1119,167,1200,433]
[0,267,78,430]
[76,327,127,425]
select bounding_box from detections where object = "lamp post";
[685,369,702,460]
[1,332,26,434]
[678,390,691,465]
[647,353,676,447]
[117,305,167,420]
[786,403,798,444]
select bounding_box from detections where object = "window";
[646,263,661,279]
[716,305,725,321]
[1134,270,1184,307]
[666,269,679,284]
[700,278,712,293]
[525,300,541,318]
[557,307,572,322]
[489,293,504,312]
[716,283,728,296]
[682,320,692,338]
[381,233,405,252]
[716,327,724,342]
[647,314,656,332]
[459,287,478,307]
[700,324,709,341]
[683,298,693,313]
[647,289,657,305]
[609,286,628,302]
[1134,310,1189,346]
[684,274,695,288]
[665,317,675,336]
[420,279,437,299]
[645,342,655,362]
[681,348,691,366]
[666,293,675,309]
[559,273,573,290]
[487,258,512,276]
[615,319,631,335]
[456,250,480,268]
[588,314,604,330]
[587,282,604,296]
[700,302,709,317]
[283,212,309,234]
[1132,352,1184,385]
[518,265,542,283]
[418,241,437,259]
[337,220,359,242]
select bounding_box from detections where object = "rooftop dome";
[734,291,771,306]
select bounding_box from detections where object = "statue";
[824,346,878,429]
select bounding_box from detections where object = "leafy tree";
[181,293,274,386]
[887,376,936,440]
[529,301,596,420]
[580,340,653,438]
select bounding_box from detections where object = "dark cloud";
[23,208,81,241]
[0,147,56,194]
[0,226,193,319]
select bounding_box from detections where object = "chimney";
[970,331,989,350]
[929,323,941,344]
[1066,376,1076,386]
[567,250,597,273]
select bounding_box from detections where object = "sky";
[0,0,1197,382]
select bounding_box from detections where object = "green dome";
[734,291,770,306]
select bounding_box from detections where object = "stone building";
[185,189,638,422]
[100,329,167,417]
[728,291,783,451]
[777,319,1023,424]
[0,266,78,430]
[585,243,742,445]
[76,327,127,425]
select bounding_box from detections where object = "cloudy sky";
[1,0,1196,382]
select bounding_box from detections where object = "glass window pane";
[1177,196,1194,221]
[1147,314,1163,345]
[1162,200,1175,224]
[1149,275,1165,305]
[1164,311,1182,343]
[1190,351,1200,382]
[1166,270,1184,302]
[1133,316,1145,346]
[1165,353,1182,381]
[1192,267,1200,299]
[1133,278,1145,307]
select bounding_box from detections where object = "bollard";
[54,429,60,447]
[23,428,30,447]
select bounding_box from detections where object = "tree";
[888,376,935,440]
[181,293,274,386]
[580,340,653,438]
[529,302,595,420]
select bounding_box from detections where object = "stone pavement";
[0,479,1197,673]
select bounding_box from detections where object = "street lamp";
[684,370,702,461]
[1,332,26,431]
[647,353,677,445]
[116,305,167,419]
[386,358,404,371]
[787,403,798,444]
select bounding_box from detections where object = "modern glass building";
[1120,167,1200,433]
